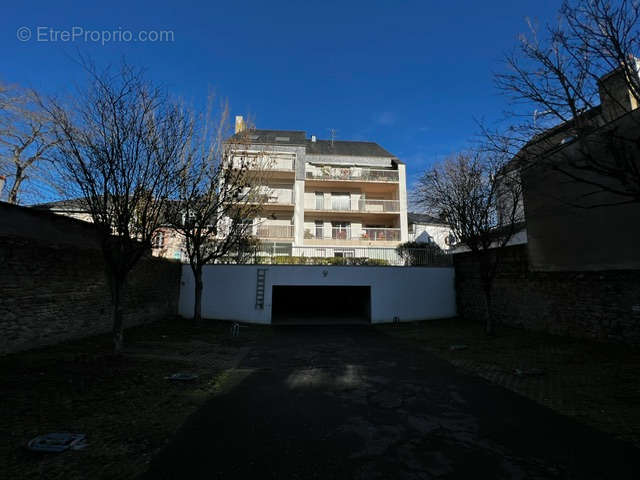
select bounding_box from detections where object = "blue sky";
[2,0,561,190]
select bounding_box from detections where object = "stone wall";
[454,245,640,345]
[0,202,181,354]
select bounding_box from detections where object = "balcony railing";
[305,198,400,213]
[306,226,351,240]
[360,228,401,242]
[252,190,294,205]
[306,227,400,242]
[306,167,398,183]
[358,199,400,213]
[254,224,295,239]
[233,157,295,172]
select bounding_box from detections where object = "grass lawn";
[379,318,640,448]
[0,317,270,480]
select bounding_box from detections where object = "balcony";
[305,167,398,183]
[359,199,400,213]
[250,189,295,209]
[304,198,400,213]
[304,226,401,245]
[232,156,295,176]
[307,226,353,241]
[360,228,401,242]
[254,224,295,240]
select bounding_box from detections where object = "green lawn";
[3,316,637,479]
[379,318,640,448]
[0,318,269,480]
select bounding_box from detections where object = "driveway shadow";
[141,326,639,479]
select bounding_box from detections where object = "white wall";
[179,265,456,324]
[397,164,409,242]
[410,223,453,251]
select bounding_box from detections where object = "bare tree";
[0,84,58,204]
[495,0,640,206]
[414,151,524,335]
[46,61,190,353]
[165,105,268,322]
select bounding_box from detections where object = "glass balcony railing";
[306,167,398,183]
[360,228,401,242]
[251,190,295,205]
[254,224,295,239]
[305,227,401,242]
[304,198,400,212]
[232,157,295,171]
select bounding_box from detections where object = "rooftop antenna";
[329,128,337,147]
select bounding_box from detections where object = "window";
[315,221,324,239]
[332,221,350,240]
[315,192,324,210]
[334,249,355,258]
[152,231,165,249]
[331,193,350,211]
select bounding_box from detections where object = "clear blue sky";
[2,0,561,189]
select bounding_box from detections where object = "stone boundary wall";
[0,202,181,354]
[454,245,640,345]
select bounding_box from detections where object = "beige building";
[229,118,408,259]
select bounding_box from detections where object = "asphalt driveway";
[142,326,639,479]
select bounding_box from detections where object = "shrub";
[396,241,446,266]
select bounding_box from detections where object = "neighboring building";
[407,213,454,251]
[32,198,187,261]
[510,67,640,271]
[228,118,408,260]
[31,198,94,224]
[149,226,187,261]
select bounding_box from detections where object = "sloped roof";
[306,139,395,158]
[230,129,307,146]
[228,129,397,158]
[407,212,447,225]
[32,197,89,212]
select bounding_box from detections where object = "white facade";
[229,126,409,261]
[408,222,453,251]
[178,264,456,323]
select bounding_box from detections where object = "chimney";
[598,58,640,122]
[311,135,316,142]
[235,115,246,134]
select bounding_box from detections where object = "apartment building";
[230,117,408,259]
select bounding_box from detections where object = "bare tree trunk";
[8,165,24,204]
[111,278,125,354]
[480,253,495,336]
[483,283,494,336]
[193,265,203,323]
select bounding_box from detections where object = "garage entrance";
[271,285,371,324]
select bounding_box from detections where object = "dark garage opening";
[271,285,371,324]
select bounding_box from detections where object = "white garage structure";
[178,265,456,324]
